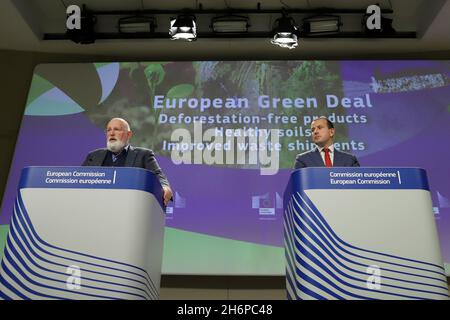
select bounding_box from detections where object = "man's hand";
[162,186,173,206]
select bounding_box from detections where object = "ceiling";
[0,0,449,60]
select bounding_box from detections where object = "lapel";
[125,145,138,167]
[333,149,342,167]
[96,149,108,165]
[312,147,325,167]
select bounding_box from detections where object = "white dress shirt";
[317,145,334,166]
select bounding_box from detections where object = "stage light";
[169,15,197,41]
[302,15,341,35]
[211,15,250,33]
[271,15,299,49]
[118,16,156,33]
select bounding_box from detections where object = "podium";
[284,167,449,300]
[0,166,165,300]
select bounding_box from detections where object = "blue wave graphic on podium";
[284,191,449,300]
[0,191,158,300]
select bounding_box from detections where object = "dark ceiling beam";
[44,32,416,41]
[90,8,394,15]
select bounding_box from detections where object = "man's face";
[106,119,132,153]
[311,118,334,147]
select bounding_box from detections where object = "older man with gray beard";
[82,117,173,206]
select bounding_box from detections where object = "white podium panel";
[284,167,449,300]
[0,167,165,300]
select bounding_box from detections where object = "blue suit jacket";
[294,147,360,169]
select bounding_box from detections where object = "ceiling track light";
[302,15,342,35]
[169,15,197,41]
[46,5,415,43]
[271,14,299,49]
[118,15,157,34]
[211,14,250,33]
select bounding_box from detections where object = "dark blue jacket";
[294,147,360,169]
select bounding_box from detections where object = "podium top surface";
[18,166,164,208]
[286,167,430,193]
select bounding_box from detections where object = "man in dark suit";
[82,118,173,205]
[294,117,360,169]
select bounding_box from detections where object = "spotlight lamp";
[169,15,197,41]
[271,15,299,49]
